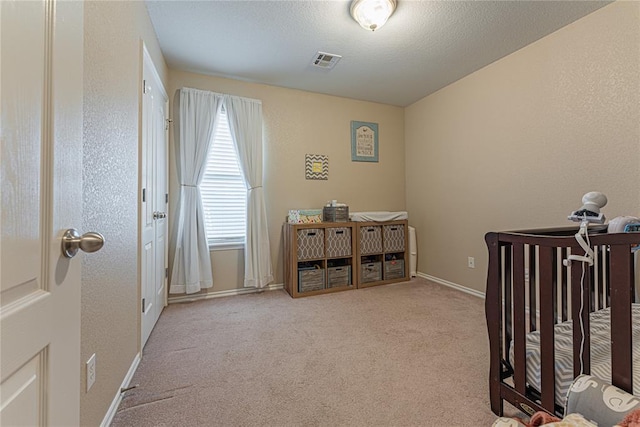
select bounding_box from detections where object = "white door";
[0,0,84,425]
[141,46,168,347]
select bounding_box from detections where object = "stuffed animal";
[616,409,640,427]
[492,412,596,427]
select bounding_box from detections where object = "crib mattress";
[509,304,640,407]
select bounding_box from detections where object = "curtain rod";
[180,87,262,105]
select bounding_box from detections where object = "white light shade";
[350,0,397,32]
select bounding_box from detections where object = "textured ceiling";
[146,0,610,107]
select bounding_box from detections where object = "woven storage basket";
[361,262,382,283]
[323,206,349,222]
[384,259,405,280]
[327,266,351,288]
[298,267,325,293]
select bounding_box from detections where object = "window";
[200,107,247,249]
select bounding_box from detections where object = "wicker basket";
[323,206,349,222]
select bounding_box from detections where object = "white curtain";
[170,88,223,294]
[224,95,274,288]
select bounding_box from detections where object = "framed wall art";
[351,121,378,162]
[305,154,328,180]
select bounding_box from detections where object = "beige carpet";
[112,278,518,426]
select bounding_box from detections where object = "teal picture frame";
[351,121,378,162]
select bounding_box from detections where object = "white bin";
[409,226,417,277]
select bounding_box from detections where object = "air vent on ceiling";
[311,51,342,69]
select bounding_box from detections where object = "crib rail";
[485,226,640,416]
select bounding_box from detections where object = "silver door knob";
[61,229,105,258]
[153,211,167,220]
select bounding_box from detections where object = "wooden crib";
[485,226,640,416]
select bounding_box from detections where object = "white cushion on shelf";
[350,211,408,222]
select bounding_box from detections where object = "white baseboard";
[416,272,485,299]
[101,352,141,427]
[168,283,284,304]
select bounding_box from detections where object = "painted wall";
[405,1,640,294]
[167,70,406,295]
[82,1,167,425]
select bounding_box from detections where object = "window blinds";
[200,107,247,247]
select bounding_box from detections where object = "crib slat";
[552,249,560,325]
[504,245,513,361]
[513,244,526,394]
[603,247,608,307]
[592,247,599,311]
[597,246,607,309]
[538,246,556,410]
[604,248,611,307]
[609,244,633,394]
[590,254,598,312]
[571,258,591,377]
[529,247,537,332]
[561,248,568,321]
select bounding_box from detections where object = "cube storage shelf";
[284,220,409,297]
[284,223,356,298]
[356,220,409,288]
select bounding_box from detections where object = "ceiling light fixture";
[350,0,397,32]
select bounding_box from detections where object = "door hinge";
[142,298,146,313]
[165,267,169,279]
[142,188,146,202]
[165,193,168,204]
[143,79,146,94]
[165,118,172,131]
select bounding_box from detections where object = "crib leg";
[491,394,504,417]
[490,382,504,416]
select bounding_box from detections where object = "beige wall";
[168,70,405,295]
[405,1,640,294]
[82,1,167,425]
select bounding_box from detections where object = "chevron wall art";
[305,154,328,180]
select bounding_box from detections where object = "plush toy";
[496,412,561,427]
[616,409,640,427]
[492,412,597,427]
[529,412,561,426]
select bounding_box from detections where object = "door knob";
[153,211,167,220]
[61,229,105,258]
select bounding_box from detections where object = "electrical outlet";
[468,257,475,268]
[86,353,96,392]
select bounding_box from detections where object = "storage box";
[383,224,406,252]
[326,227,352,257]
[288,209,322,224]
[384,259,405,280]
[327,265,351,288]
[361,262,382,283]
[298,267,325,293]
[296,228,325,260]
[323,206,349,222]
[359,225,383,255]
